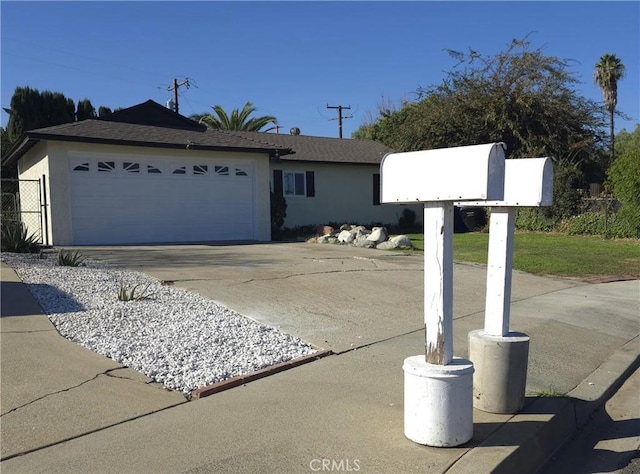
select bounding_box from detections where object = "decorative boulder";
[366,227,388,244]
[390,234,412,249]
[354,239,376,249]
[376,235,412,250]
[322,225,336,235]
[338,230,355,243]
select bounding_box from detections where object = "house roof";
[3,100,392,167]
[228,131,393,165]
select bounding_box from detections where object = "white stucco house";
[3,100,420,246]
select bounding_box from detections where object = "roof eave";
[3,133,294,164]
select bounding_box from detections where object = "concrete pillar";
[468,329,529,413]
[403,356,474,446]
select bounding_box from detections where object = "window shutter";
[305,171,315,197]
[273,169,283,196]
[373,173,381,206]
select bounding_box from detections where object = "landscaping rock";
[390,234,412,249]
[338,230,355,243]
[353,239,376,249]
[366,227,388,244]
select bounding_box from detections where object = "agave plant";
[0,221,40,253]
[118,280,153,302]
[56,249,86,267]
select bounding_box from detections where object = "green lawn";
[407,232,640,278]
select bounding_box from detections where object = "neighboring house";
[3,100,420,246]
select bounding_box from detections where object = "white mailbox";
[380,143,506,203]
[458,157,554,207]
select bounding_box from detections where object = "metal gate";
[1,178,47,245]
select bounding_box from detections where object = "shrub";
[0,221,40,253]
[118,280,153,302]
[607,147,640,238]
[559,210,639,239]
[56,249,86,267]
[270,191,287,240]
[515,208,557,232]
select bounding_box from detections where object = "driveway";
[73,242,580,355]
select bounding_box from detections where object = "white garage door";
[69,158,255,245]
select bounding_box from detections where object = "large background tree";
[1,86,111,171]
[5,86,75,144]
[191,102,276,131]
[353,38,609,220]
[594,54,625,167]
[76,98,97,121]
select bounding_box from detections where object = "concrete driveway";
[73,242,580,355]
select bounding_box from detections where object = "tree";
[353,38,609,219]
[98,106,113,118]
[76,98,97,121]
[5,86,75,143]
[594,54,625,166]
[191,102,276,131]
[606,125,640,237]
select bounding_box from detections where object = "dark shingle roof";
[3,100,393,166]
[227,131,393,165]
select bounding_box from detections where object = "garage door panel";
[70,160,256,244]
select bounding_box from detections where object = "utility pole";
[167,78,191,114]
[327,104,352,138]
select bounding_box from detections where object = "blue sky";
[1,1,638,138]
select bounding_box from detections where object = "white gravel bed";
[2,252,316,395]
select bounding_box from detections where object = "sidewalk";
[1,247,638,473]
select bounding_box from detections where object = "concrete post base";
[468,329,530,414]
[403,356,474,447]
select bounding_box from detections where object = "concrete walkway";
[1,243,638,473]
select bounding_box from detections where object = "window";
[284,171,306,196]
[98,161,115,172]
[147,165,162,174]
[172,166,186,175]
[123,162,140,173]
[73,163,90,172]
[215,165,229,176]
[235,168,248,177]
[193,165,208,175]
[273,170,314,197]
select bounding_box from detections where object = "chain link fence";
[1,179,43,244]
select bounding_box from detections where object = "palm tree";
[191,102,276,132]
[594,54,625,165]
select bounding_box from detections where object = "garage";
[4,100,291,246]
[69,157,256,245]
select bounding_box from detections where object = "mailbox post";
[381,143,506,446]
[459,157,553,413]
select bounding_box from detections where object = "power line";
[326,104,352,139]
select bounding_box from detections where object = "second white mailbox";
[380,143,507,204]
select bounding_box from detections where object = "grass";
[407,232,640,278]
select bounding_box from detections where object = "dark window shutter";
[273,169,283,196]
[305,171,315,197]
[373,173,381,206]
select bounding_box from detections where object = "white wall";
[16,142,51,244]
[271,161,423,228]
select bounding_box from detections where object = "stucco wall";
[17,141,272,245]
[271,161,423,228]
